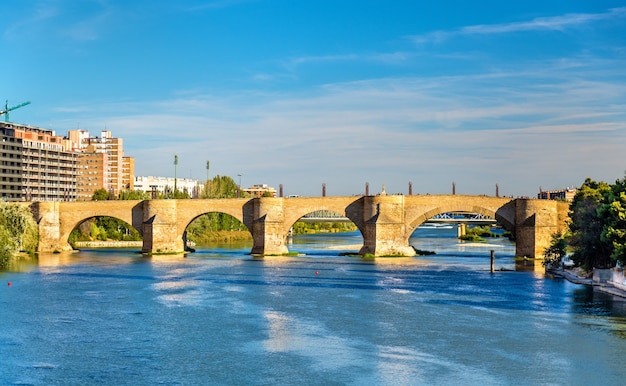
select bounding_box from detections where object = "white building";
[134,176,202,198]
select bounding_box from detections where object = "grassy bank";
[187,230,252,244]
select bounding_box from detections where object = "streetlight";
[237,173,243,198]
[206,160,210,182]
[174,154,178,196]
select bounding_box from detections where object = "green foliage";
[0,226,15,267]
[600,176,626,266]
[118,190,151,200]
[201,175,239,198]
[459,234,484,242]
[92,188,110,201]
[458,225,500,242]
[568,178,613,269]
[185,212,249,244]
[291,221,357,235]
[469,226,499,238]
[69,216,142,243]
[0,203,39,267]
[543,232,568,268]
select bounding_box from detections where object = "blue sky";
[3,1,626,197]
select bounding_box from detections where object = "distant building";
[134,176,202,198]
[68,130,135,200]
[75,145,108,201]
[243,184,277,198]
[538,187,577,201]
[0,122,77,202]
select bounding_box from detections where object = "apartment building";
[75,145,108,201]
[0,122,77,201]
[538,187,577,201]
[68,129,134,200]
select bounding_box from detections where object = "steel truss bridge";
[299,210,496,225]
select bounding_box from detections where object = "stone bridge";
[29,195,570,258]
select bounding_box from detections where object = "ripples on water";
[1,227,626,385]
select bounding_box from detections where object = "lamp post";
[174,154,178,197]
[206,160,210,182]
[237,173,243,198]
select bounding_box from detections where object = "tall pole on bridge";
[409,181,413,196]
[174,154,178,196]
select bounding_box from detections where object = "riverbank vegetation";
[0,203,39,269]
[544,175,626,270]
[69,216,142,246]
[291,221,357,234]
[458,225,503,242]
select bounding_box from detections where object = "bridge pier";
[359,195,416,257]
[31,202,73,253]
[514,199,564,259]
[247,198,289,256]
[142,200,185,254]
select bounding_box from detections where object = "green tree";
[92,188,110,201]
[69,216,141,243]
[202,175,239,198]
[0,203,39,267]
[543,232,568,268]
[118,190,151,200]
[600,175,626,266]
[568,178,613,269]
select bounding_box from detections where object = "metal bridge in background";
[299,210,496,225]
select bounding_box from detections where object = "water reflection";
[2,232,626,384]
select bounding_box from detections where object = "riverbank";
[73,241,142,248]
[551,267,626,299]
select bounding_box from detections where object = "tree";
[543,232,568,269]
[202,175,239,198]
[0,202,39,267]
[568,178,613,269]
[118,190,151,200]
[92,188,110,201]
[600,175,626,266]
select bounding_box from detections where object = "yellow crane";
[0,100,31,122]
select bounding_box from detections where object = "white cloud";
[4,0,117,42]
[411,6,626,44]
[49,52,624,196]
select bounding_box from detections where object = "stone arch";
[57,201,144,250]
[174,199,252,247]
[281,197,365,242]
[182,211,250,248]
[64,214,142,249]
[405,201,516,245]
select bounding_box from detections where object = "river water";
[1,226,626,385]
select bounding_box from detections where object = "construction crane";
[0,100,31,122]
